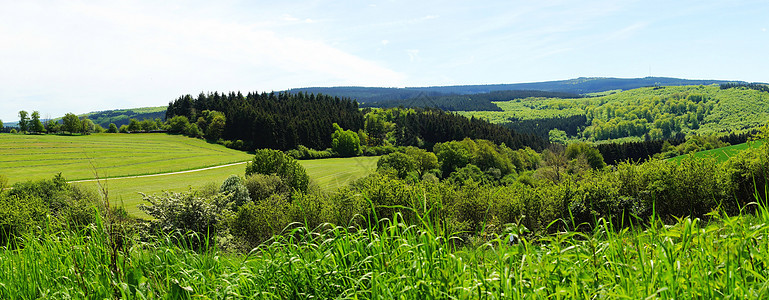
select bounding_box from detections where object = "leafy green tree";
[434,140,472,176]
[205,111,226,141]
[140,119,158,131]
[18,111,29,133]
[107,123,118,133]
[127,118,141,132]
[166,115,190,133]
[548,129,568,144]
[404,147,439,176]
[61,113,81,134]
[0,119,3,131]
[245,149,309,193]
[29,111,44,133]
[44,119,59,134]
[377,152,417,179]
[184,123,202,137]
[565,142,606,170]
[331,123,361,157]
[81,118,95,135]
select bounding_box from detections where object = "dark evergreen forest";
[165,92,548,151]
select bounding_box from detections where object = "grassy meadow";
[669,140,765,163]
[1,133,378,217]
[72,156,378,217]
[0,133,253,184]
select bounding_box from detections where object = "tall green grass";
[3,197,769,298]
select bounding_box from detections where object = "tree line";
[164,91,548,152]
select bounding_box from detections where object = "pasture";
[73,156,379,217]
[0,133,253,184]
[2,133,379,217]
[669,140,765,163]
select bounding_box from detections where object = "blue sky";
[1,0,768,122]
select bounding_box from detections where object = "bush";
[377,152,417,179]
[0,195,47,247]
[231,194,290,249]
[1,175,103,247]
[246,149,309,193]
[166,115,190,133]
[244,174,290,202]
[287,145,335,159]
[139,191,233,248]
[220,175,251,209]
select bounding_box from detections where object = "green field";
[73,156,378,217]
[2,133,379,217]
[0,133,253,184]
[669,140,765,163]
[300,156,379,191]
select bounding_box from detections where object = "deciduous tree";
[61,113,81,134]
[18,111,29,133]
[30,111,44,133]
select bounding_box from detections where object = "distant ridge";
[286,77,760,104]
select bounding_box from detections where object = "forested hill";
[286,77,753,104]
[358,90,580,111]
[164,91,548,151]
[78,107,166,128]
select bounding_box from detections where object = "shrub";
[246,149,309,193]
[1,175,103,247]
[287,145,335,159]
[377,152,417,179]
[220,175,251,209]
[565,142,606,170]
[139,191,233,248]
[0,195,47,247]
[166,115,190,133]
[244,174,290,202]
[107,123,118,133]
[231,194,290,249]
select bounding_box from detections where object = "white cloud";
[0,2,406,120]
[381,40,390,45]
[282,14,299,22]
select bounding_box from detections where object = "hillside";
[286,77,754,107]
[462,84,769,143]
[78,106,167,128]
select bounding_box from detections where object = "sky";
[1,0,768,122]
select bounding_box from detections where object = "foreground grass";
[3,204,769,298]
[72,156,379,218]
[0,133,253,184]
